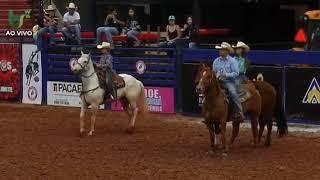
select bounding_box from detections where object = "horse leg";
[264,117,273,147]
[204,120,215,150]
[88,103,98,136]
[251,115,259,147]
[80,102,87,135]
[126,102,138,134]
[258,117,266,144]
[229,121,240,149]
[220,120,228,155]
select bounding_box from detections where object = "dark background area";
[72,0,320,49]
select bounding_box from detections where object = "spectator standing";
[36,5,58,50]
[182,16,198,48]
[96,8,125,44]
[159,15,181,48]
[124,8,141,47]
[62,2,81,45]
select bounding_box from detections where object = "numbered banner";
[22,44,42,104]
[0,43,21,101]
[112,87,175,113]
[47,81,104,109]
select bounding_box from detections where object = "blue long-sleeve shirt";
[213,55,239,80]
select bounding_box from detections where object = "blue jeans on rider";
[62,25,81,44]
[36,26,57,51]
[96,27,119,44]
[220,80,244,116]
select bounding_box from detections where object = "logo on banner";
[27,86,37,101]
[25,51,40,86]
[0,60,17,73]
[136,60,146,74]
[302,78,320,104]
[53,82,82,93]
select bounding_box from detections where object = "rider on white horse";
[96,42,116,100]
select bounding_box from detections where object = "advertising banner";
[0,43,21,101]
[47,81,104,109]
[112,87,175,113]
[285,68,320,121]
[22,44,42,104]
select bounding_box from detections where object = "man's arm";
[225,58,239,78]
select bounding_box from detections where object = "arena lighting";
[294,28,307,43]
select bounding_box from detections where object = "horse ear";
[81,51,84,55]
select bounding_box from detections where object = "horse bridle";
[76,54,96,78]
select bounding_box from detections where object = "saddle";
[222,84,251,104]
[93,63,126,101]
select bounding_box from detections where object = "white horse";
[70,52,148,136]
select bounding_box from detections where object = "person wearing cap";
[213,42,244,122]
[97,42,116,100]
[36,5,58,50]
[62,2,81,45]
[233,41,250,84]
[159,15,181,48]
[96,8,125,44]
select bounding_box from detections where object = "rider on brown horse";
[213,42,245,122]
[96,42,116,100]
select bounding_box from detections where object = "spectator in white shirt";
[62,2,81,45]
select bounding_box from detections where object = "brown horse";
[195,64,262,154]
[196,63,288,149]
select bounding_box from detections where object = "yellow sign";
[302,78,320,104]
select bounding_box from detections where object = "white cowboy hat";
[66,2,76,9]
[215,42,234,53]
[46,5,56,11]
[232,41,250,52]
[97,42,112,49]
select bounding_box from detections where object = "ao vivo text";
[5,30,33,37]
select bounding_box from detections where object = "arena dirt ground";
[0,103,320,180]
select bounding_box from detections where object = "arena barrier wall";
[38,46,320,122]
[42,47,177,113]
[181,49,320,123]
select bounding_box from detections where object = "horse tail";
[138,81,148,115]
[274,93,288,137]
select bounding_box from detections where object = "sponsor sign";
[22,44,42,104]
[47,81,104,109]
[0,43,21,101]
[286,67,320,121]
[111,87,174,113]
[302,78,320,104]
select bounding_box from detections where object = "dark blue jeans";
[36,26,57,50]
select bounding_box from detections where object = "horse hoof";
[87,131,94,136]
[264,141,271,147]
[221,153,228,158]
[125,127,134,134]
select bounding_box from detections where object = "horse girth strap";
[80,86,100,96]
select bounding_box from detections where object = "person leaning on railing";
[123,7,141,47]
[35,5,58,51]
[96,8,125,45]
[62,2,81,45]
[182,16,198,48]
[159,15,181,48]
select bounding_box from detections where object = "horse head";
[195,63,218,95]
[70,51,93,75]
